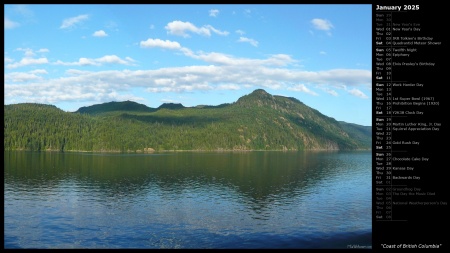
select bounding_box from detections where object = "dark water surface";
[4,150,372,249]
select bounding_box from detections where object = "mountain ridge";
[73,89,312,116]
[4,89,371,152]
[76,100,155,114]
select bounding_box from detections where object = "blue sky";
[4,4,372,126]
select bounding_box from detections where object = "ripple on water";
[4,151,371,249]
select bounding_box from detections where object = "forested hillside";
[4,89,371,152]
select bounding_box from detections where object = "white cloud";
[322,87,338,96]
[205,25,229,36]
[105,21,119,31]
[140,38,181,50]
[209,9,219,17]
[80,58,98,66]
[37,48,50,53]
[17,48,35,57]
[311,18,333,31]
[5,69,47,82]
[93,30,108,37]
[288,84,318,96]
[235,29,245,35]
[5,41,370,106]
[147,83,211,93]
[311,18,334,36]
[348,88,369,99]
[5,78,144,106]
[65,69,90,75]
[6,57,49,69]
[180,74,199,82]
[54,55,136,66]
[29,69,48,74]
[165,21,209,37]
[237,37,259,47]
[97,55,129,64]
[3,5,34,33]
[319,51,327,55]
[5,63,370,105]
[5,5,34,29]
[13,5,34,18]
[54,58,98,66]
[5,48,51,68]
[142,40,295,67]
[4,56,14,63]
[5,17,20,29]
[218,84,240,90]
[154,78,176,85]
[60,14,89,29]
[165,20,228,37]
[125,57,137,63]
[5,73,41,82]
[13,4,34,17]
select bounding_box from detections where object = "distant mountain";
[75,101,187,115]
[158,103,185,110]
[338,121,372,148]
[4,89,371,152]
[76,100,155,115]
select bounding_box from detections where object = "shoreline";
[4,148,372,154]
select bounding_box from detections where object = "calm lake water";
[4,150,372,249]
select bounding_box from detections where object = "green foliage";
[4,90,372,152]
[157,103,185,110]
[76,101,155,115]
[338,121,373,148]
